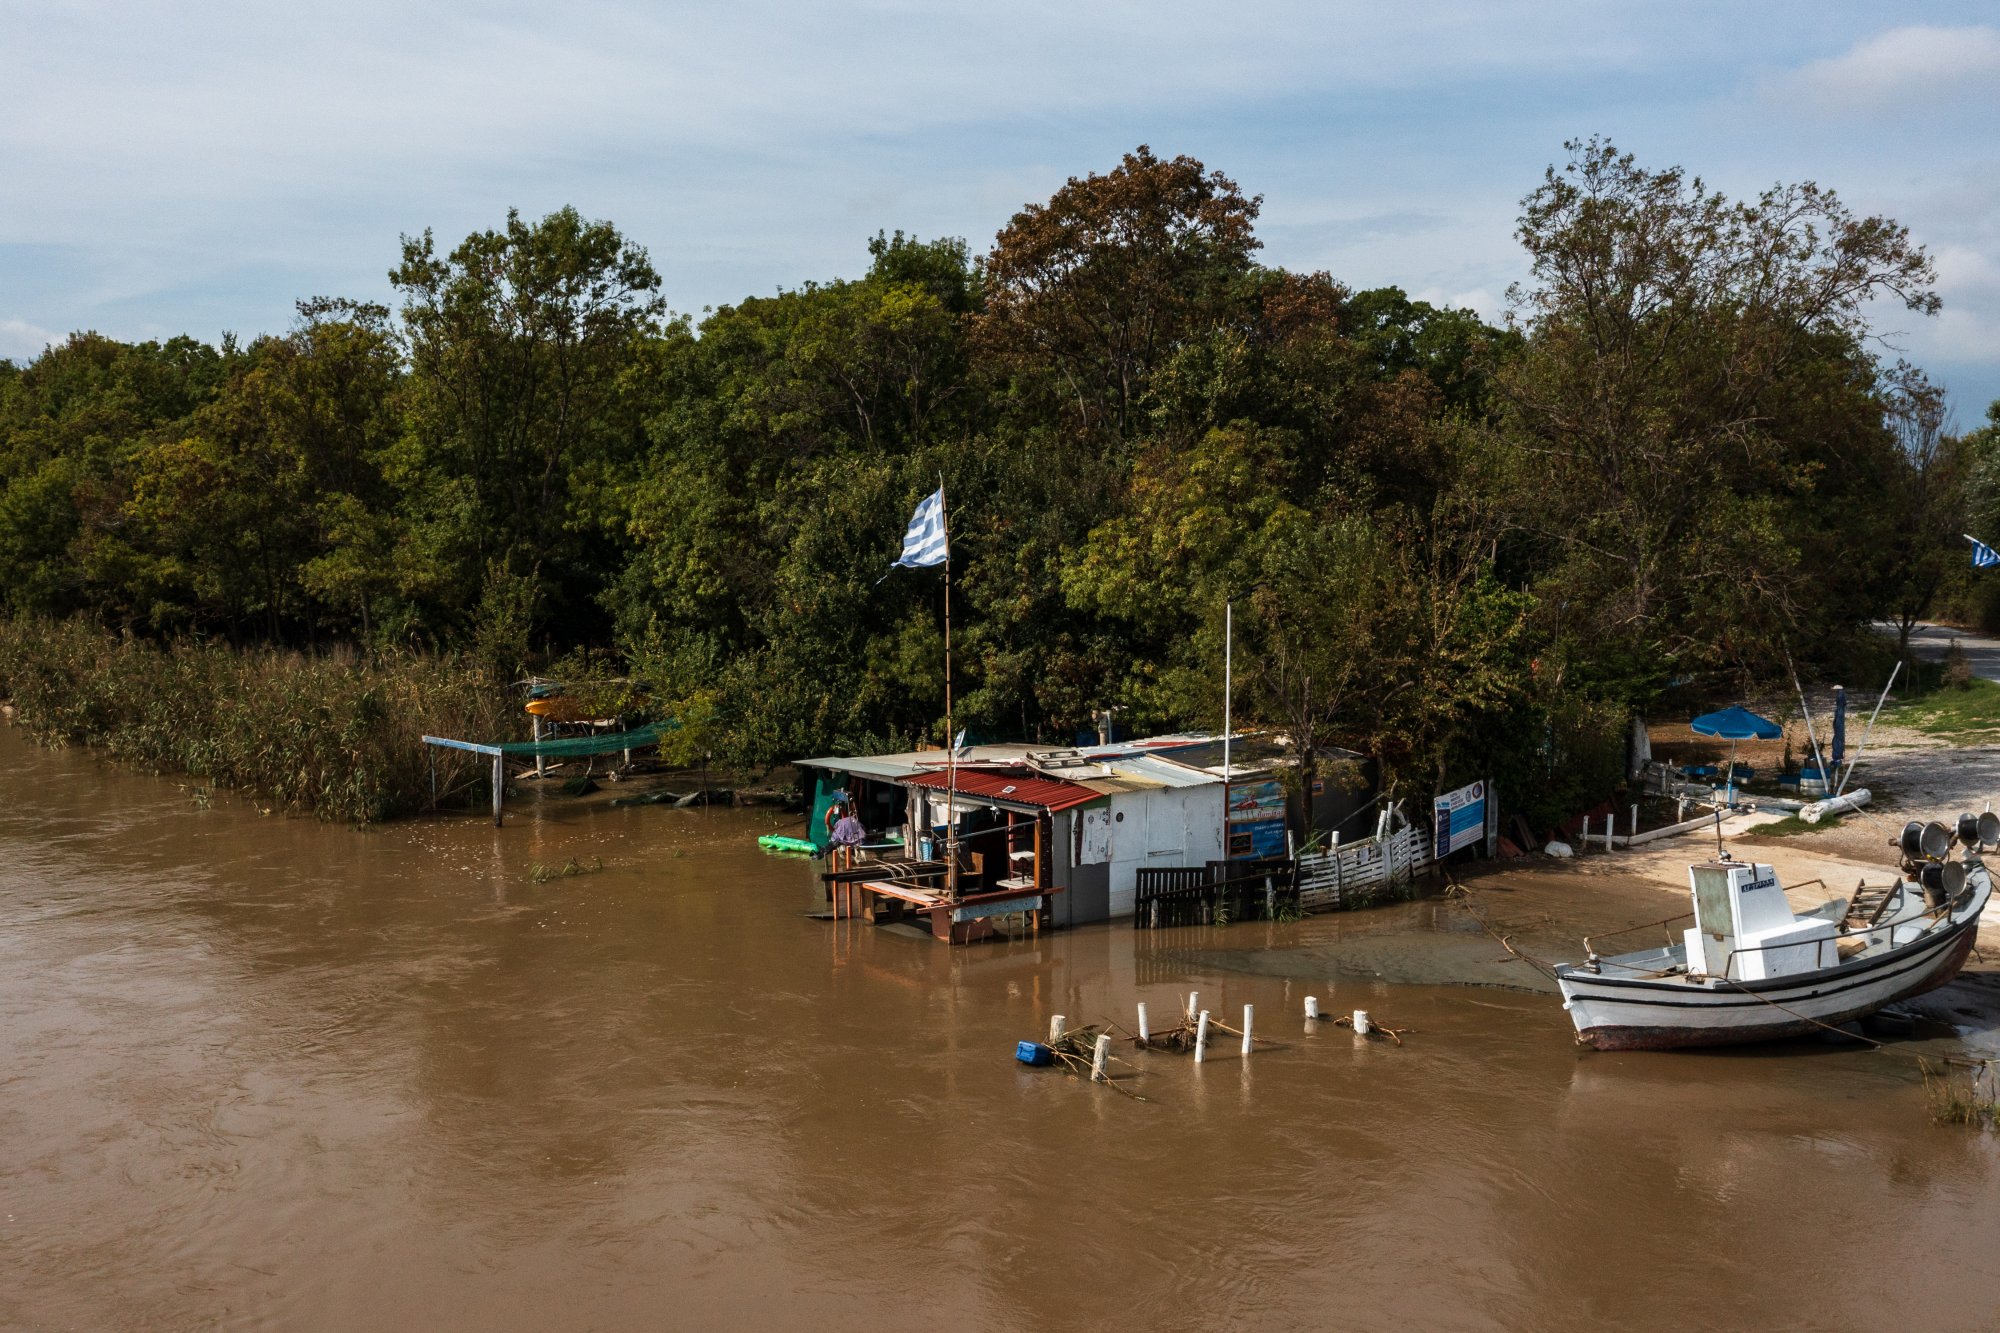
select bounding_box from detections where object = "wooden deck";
[825,859,1056,944]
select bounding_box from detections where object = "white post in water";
[1091,1034,1111,1082]
[1194,1011,1212,1063]
[1304,996,1320,1021]
[491,754,504,828]
[1049,1014,1066,1043]
[532,714,546,780]
[1353,1009,1371,1036]
[1186,992,1199,1023]
[1241,1004,1255,1056]
[1136,1002,1151,1047]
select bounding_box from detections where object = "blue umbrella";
[1690,706,1782,806]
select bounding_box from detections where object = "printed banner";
[1227,777,1288,859]
[1433,780,1489,860]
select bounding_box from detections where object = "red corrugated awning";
[903,768,1100,813]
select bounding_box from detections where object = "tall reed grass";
[0,619,519,822]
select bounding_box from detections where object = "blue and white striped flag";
[1969,534,2000,569]
[892,487,949,570]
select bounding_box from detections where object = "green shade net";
[496,719,677,758]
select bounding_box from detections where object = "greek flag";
[1969,535,2000,569]
[892,487,949,570]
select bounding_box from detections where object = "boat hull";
[1558,893,1985,1051]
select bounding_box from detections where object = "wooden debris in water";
[1043,1021,1148,1099]
[1130,1011,1278,1056]
[1331,1013,1412,1046]
[530,855,605,884]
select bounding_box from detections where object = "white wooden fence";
[1296,823,1433,911]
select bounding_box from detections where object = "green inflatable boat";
[757,834,818,856]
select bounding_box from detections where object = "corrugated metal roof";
[903,768,1101,812]
[796,744,1039,780]
[1107,754,1224,788]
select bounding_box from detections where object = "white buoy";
[1353,1009,1371,1036]
[1137,1002,1151,1047]
[1304,996,1320,1021]
[1241,1004,1254,1056]
[1049,1014,1066,1043]
[1091,1033,1112,1082]
[1194,1010,1211,1063]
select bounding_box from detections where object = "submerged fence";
[1133,857,1298,928]
[1131,810,1438,929]
[1295,823,1432,912]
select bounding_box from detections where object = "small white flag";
[892,488,949,570]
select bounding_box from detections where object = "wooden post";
[1137,1002,1150,1047]
[1194,1010,1211,1063]
[1241,1004,1254,1056]
[491,754,504,827]
[1630,803,1639,839]
[1091,1033,1111,1082]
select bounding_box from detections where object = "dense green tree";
[392,206,665,653]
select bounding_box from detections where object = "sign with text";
[1227,778,1288,859]
[1433,780,1490,860]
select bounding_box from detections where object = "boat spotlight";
[1957,813,1981,847]
[1980,811,2000,847]
[1942,861,1968,899]
[1921,821,1953,860]
[1899,821,1926,859]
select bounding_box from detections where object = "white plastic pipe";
[1186,991,1198,1023]
[1304,996,1320,1021]
[1241,1004,1254,1056]
[1091,1033,1111,1082]
[1194,1010,1211,1063]
[1353,1009,1371,1036]
[1049,1014,1066,1043]
[1136,1002,1150,1047]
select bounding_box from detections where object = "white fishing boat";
[1555,816,1993,1051]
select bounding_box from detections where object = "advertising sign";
[1227,777,1288,859]
[1433,780,1490,860]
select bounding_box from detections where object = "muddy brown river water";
[4,727,2000,1331]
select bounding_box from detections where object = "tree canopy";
[0,140,1970,823]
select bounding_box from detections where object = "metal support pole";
[491,754,504,827]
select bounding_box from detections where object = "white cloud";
[1771,25,2000,111]
[0,319,56,362]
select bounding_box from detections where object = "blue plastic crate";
[1015,1041,1053,1066]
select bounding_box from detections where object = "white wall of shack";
[1105,785,1225,918]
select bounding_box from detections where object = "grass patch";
[1883,678,2000,741]
[1745,813,1826,838]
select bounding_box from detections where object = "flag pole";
[942,486,958,902]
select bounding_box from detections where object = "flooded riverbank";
[4,726,2000,1331]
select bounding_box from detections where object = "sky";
[3,1,1997,421]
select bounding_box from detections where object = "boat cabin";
[1683,860,1837,981]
